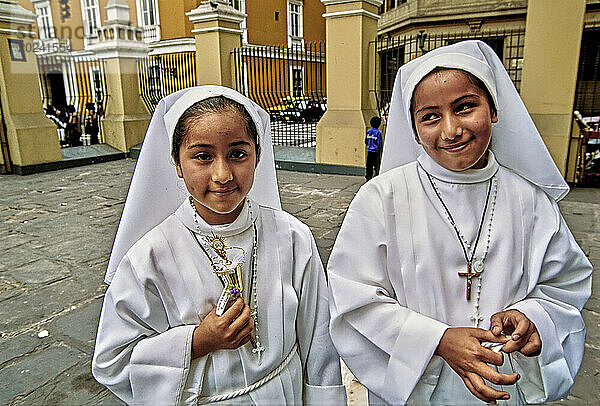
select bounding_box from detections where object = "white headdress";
[105,86,280,284]
[380,40,569,201]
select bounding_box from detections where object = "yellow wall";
[246,0,287,45]
[520,0,585,177]
[157,0,197,40]
[0,22,61,166]
[247,0,325,46]
[303,0,325,44]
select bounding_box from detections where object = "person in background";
[365,116,383,180]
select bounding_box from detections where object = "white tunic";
[92,200,346,405]
[328,153,592,405]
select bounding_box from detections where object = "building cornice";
[322,0,383,7]
[323,9,380,20]
[148,37,196,55]
[0,1,37,26]
[187,3,245,25]
[191,26,243,34]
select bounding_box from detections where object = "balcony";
[142,24,161,43]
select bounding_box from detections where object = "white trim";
[191,26,244,34]
[0,27,35,36]
[148,37,195,55]
[80,0,102,37]
[33,1,54,39]
[136,0,160,27]
[239,45,324,63]
[287,0,304,48]
[322,0,382,6]
[322,9,380,20]
[187,11,245,25]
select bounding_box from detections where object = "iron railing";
[138,51,197,114]
[232,42,326,147]
[374,29,525,118]
[575,25,600,117]
[37,54,108,145]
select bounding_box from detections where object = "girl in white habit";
[327,40,592,405]
[92,86,346,405]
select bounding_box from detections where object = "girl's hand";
[434,327,517,404]
[490,310,542,356]
[192,298,254,359]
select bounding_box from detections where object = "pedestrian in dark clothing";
[365,116,383,180]
[65,105,82,147]
[85,102,100,145]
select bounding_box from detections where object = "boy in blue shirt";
[365,116,383,180]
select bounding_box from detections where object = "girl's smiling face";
[411,68,497,171]
[176,110,257,225]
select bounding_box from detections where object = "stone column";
[316,0,382,167]
[0,0,61,173]
[187,0,244,87]
[87,0,151,153]
[520,0,585,180]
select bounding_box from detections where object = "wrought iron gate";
[232,42,326,147]
[37,54,108,144]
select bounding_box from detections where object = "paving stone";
[0,279,93,335]
[0,343,85,405]
[50,298,104,351]
[8,259,70,285]
[0,334,41,366]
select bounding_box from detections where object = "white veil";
[380,40,569,201]
[105,86,280,284]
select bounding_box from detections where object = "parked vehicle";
[270,97,327,122]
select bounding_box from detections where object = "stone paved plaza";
[0,159,598,405]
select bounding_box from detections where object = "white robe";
[92,200,346,405]
[328,153,592,405]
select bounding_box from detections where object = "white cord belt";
[196,343,299,404]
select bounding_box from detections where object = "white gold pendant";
[472,259,484,274]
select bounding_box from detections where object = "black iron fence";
[138,52,197,114]
[37,54,108,145]
[575,25,600,118]
[374,29,525,118]
[232,42,326,146]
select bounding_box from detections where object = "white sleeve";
[507,205,592,403]
[327,185,448,405]
[294,225,347,405]
[92,255,203,405]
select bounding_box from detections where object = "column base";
[102,114,151,153]
[316,109,378,167]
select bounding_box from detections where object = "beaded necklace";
[425,173,498,327]
[189,196,265,364]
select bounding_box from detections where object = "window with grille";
[288,1,303,48]
[291,66,304,97]
[34,1,54,39]
[81,0,100,37]
[138,0,157,26]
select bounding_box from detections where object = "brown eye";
[229,149,248,159]
[194,152,211,161]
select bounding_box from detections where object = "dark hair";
[172,96,260,164]
[370,116,382,129]
[409,67,497,139]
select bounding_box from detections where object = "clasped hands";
[435,309,541,404]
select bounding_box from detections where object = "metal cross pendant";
[252,340,265,365]
[458,262,482,301]
[470,308,484,327]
